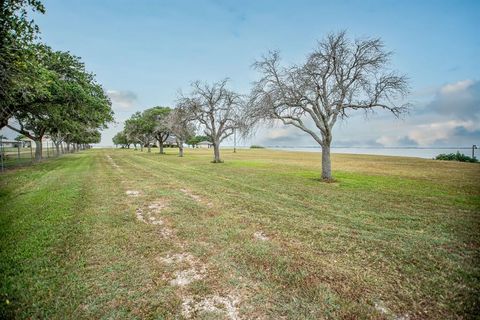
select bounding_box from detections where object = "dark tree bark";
[6,124,44,161]
[33,139,42,161]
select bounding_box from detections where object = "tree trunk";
[55,142,60,157]
[159,141,164,154]
[212,141,222,163]
[148,144,151,152]
[34,139,42,161]
[61,143,64,154]
[321,144,332,180]
[177,139,184,157]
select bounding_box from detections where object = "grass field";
[0,148,479,319]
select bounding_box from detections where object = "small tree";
[179,79,247,163]
[124,112,154,152]
[146,106,171,154]
[165,106,195,157]
[249,31,409,180]
[112,131,130,148]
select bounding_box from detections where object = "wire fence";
[0,140,77,172]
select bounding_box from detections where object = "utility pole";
[472,144,477,159]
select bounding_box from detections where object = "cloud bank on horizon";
[249,79,480,148]
[104,79,479,148]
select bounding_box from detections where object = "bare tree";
[249,31,409,180]
[165,106,195,157]
[178,79,246,163]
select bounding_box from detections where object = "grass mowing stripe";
[122,152,453,243]
[0,153,94,319]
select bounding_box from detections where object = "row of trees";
[0,0,113,161]
[115,31,409,180]
[114,79,248,163]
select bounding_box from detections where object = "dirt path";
[105,151,246,319]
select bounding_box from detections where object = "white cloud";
[107,90,138,110]
[376,135,399,146]
[407,120,477,146]
[439,79,474,95]
[424,79,479,120]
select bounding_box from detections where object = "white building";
[197,141,213,148]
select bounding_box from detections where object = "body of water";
[268,147,475,159]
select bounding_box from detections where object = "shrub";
[435,152,478,163]
[250,145,265,149]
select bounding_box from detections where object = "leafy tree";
[124,111,154,152]
[146,106,171,154]
[186,135,210,147]
[0,0,45,128]
[6,45,113,160]
[112,131,130,148]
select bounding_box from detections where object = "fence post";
[30,141,33,163]
[0,139,4,172]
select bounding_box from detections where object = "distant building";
[197,141,213,148]
[165,136,177,147]
[0,139,20,148]
[19,136,52,148]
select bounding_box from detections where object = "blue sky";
[32,0,480,146]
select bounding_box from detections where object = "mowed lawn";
[0,148,479,319]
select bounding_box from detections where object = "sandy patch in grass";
[158,253,195,265]
[159,227,174,238]
[253,231,269,241]
[158,251,207,287]
[134,199,170,226]
[374,301,410,320]
[126,190,141,196]
[106,155,120,169]
[180,188,213,208]
[135,208,146,223]
[147,200,169,213]
[182,294,240,320]
[170,266,207,286]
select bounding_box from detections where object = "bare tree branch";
[248,31,409,179]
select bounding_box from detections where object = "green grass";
[0,148,479,319]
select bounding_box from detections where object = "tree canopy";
[178,79,248,163]
[0,0,45,127]
[248,31,409,179]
